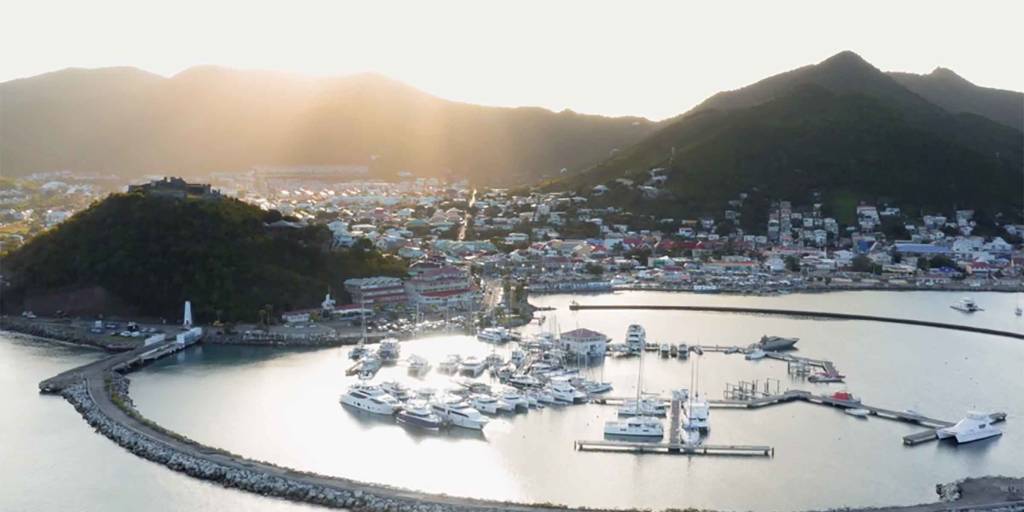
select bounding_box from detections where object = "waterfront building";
[560,328,609,358]
[405,266,478,308]
[344,277,409,306]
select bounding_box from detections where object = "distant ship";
[756,335,799,351]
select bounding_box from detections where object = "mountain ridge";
[0,67,656,184]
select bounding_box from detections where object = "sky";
[3,0,1023,120]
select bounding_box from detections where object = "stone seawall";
[59,375,572,512]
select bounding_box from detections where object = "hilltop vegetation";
[0,193,405,321]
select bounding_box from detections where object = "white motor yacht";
[470,394,515,414]
[497,389,530,412]
[477,327,510,343]
[604,416,664,438]
[407,355,431,377]
[431,399,489,430]
[583,381,613,395]
[937,411,1003,443]
[339,384,400,415]
[951,297,983,313]
[396,400,443,430]
[459,356,488,377]
[438,354,461,374]
[358,354,381,380]
[625,324,646,352]
[506,374,541,388]
[348,345,368,360]
[530,389,558,405]
[548,379,587,404]
[378,338,401,364]
[379,381,412,401]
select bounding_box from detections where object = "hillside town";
[5,173,1019,321]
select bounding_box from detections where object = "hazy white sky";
[3,0,1023,119]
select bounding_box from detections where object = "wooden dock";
[575,439,773,457]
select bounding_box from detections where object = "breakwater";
[567,304,1024,340]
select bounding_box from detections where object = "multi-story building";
[405,266,478,308]
[343,276,408,306]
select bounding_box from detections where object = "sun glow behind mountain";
[4,0,1024,119]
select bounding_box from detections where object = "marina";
[18,290,1023,512]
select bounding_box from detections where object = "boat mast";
[359,297,367,347]
[636,325,643,415]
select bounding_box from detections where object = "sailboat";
[348,299,370,360]
[605,323,664,438]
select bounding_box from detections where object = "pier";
[39,330,202,393]
[567,303,1024,340]
[574,439,774,457]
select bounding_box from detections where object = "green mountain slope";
[553,52,1023,223]
[0,67,655,185]
[889,67,1024,131]
[0,192,406,321]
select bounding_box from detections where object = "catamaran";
[605,330,664,438]
[937,411,1003,443]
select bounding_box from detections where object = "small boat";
[396,400,443,430]
[407,355,430,377]
[951,297,983,313]
[1016,305,1023,316]
[530,389,557,406]
[438,354,461,375]
[377,338,401,364]
[659,343,671,358]
[348,345,368,360]
[745,349,766,360]
[808,372,845,383]
[937,411,1002,443]
[831,391,860,403]
[669,344,678,357]
[604,416,664,438]
[844,408,870,418]
[431,399,489,430]
[756,335,799,351]
[676,344,689,359]
[583,381,613,394]
[339,384,400,415]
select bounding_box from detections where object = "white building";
[560,328,608,358]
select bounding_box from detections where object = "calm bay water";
[4,291,1023,511]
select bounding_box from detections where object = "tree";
[784,256,801,272]
[584,262,605,275]
[929,254,957,269]
[851,255,875,273]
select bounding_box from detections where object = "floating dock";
[591,390,1007,447]
[575,439,773,457]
